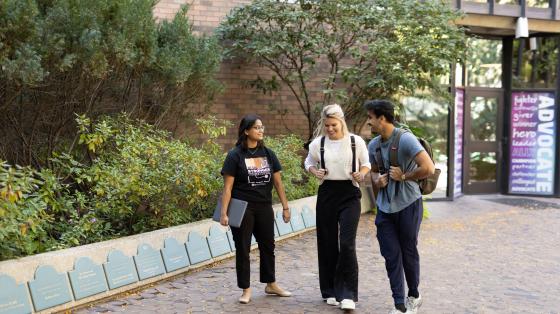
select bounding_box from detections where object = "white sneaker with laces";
[406,294,423,312]
[340,299,356,310]
[325,297,339,306]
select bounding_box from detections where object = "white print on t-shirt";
[245,157,271,186]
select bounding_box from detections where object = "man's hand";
[389,166,405,181]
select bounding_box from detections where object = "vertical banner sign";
[454,88,464,196]
[509,92,556,195]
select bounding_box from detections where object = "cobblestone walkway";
[74,195,560,314]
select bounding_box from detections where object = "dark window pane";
[513,37,559,89]
[469,152,497,183]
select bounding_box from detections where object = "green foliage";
[0,115,315,261]
[0,162,72,259]
[218,0,466,139]
[1,0,222,166]
[266,135,319,201]
[56,114,226,235]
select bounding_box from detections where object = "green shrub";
[0,163,71,259]
[266,135,319,202]
[52,114,226,236]
[0,116,317,261]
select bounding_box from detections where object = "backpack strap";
[351,135,356,173]
[374,136,386,174]
[389,128,408,167]
[320,136,326,169]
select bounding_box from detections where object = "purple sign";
[509,92,556,195]
[454,88,464,196]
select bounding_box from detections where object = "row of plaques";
[0,206,316,314]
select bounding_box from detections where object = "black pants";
[316,180,361,302]
[231,201,275,289]
[375,197,423,305]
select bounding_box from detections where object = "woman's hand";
[220,214,229,226]
[282,208,291,223]
[351,171,365,183]
[312,168,328,180]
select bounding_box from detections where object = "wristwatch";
[401,173,406,181]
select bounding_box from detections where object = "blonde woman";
[304,104,371,310]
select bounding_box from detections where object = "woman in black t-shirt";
[220,114,292,304]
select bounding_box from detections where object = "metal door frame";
[463,87,504,194]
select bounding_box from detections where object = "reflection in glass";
[526,0,549,7]
[470,97,497,141]
[469,152,497,183]
[401,96,449,197]
[466,0,520,3]
[513,37,558,88]
[466,38,502,87]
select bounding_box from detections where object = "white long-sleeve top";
[304,133,371,187]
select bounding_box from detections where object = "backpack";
[373,129,441,195]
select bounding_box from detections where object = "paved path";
[74,195,560,314]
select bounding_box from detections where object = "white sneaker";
[406,294,423,312]
[340,299,356,310]
[325,297,339,306]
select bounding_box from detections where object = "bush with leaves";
[0,0,222,167]
[0,162,73,259]
[51,115,227,235]
[266,135,319,202]
[1,115,318,261]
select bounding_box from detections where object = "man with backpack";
[364,99,435,314]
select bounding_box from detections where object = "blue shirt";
[368,128,424,213]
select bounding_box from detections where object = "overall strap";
[320,136,326,169]
[351,135,356,173]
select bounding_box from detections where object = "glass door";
[463,88,504,194]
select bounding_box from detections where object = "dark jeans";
[375,197,423,305]
[231,201,275,289]
[316,180,361,302]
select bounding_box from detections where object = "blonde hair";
[312,104,350,139]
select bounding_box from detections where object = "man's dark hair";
[364,99,395,124]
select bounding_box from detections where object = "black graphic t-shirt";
[221,146,282,203]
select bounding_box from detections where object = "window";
[513,37,559,89]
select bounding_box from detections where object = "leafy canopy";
[218,0,466,138]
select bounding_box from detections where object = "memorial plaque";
[133,244,166,280]
[161,238,189,272]
[275,210,293,236]
[0,274,32,314]
[289,208,305,232]
[206,225,231,258]
[226,229,236,251]
[185,232,211,264]
[28,265,73,311]
[68,257,108,300]
[302,205,316,228]
[103,250,139,290]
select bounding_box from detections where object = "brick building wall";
[154,0,324,146]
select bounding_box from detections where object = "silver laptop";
[212,197,248,228]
